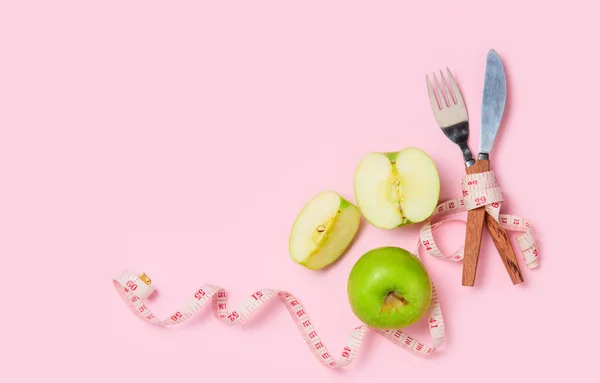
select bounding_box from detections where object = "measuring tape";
[112,269,444,368]
[112,169,538,368]
[419,170,539,269]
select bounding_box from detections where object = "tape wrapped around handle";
[418,170,539,269]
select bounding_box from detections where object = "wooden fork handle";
[485,213,524,285]
[462,159,489,286]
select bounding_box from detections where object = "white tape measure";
[419,170,539,269]
[112,170,538,368]
[113,267,444,368]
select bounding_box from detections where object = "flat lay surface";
[1,1,597,382]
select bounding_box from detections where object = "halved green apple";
[289,190,361,270]
[353,147,440,229]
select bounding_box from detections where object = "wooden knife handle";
[485,211,524,285]
[462,159,489,286]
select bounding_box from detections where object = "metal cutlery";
[426,51,523,286]
[426,67,474,168]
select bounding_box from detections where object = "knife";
[462,49,523,286]
[479,49,506,162]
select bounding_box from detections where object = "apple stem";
[388,292,407,305]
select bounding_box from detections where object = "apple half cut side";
[353,147,440,229]
[289,190,361,270]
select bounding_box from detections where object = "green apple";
[289,190,361,270]
[353,147,440,229]
[347,246,432,329]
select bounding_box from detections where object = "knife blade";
[479,49,507,160]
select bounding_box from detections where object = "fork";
[426,68,524,286]
[426,69,486,285]
[426,69,475,168]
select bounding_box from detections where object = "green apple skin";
[347,246,432,329]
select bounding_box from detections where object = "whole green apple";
[347,246,432,329]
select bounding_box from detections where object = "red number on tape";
[126,280,138,291]
[342,346,351,358]
[252,292,263,300]
[422,240,432,251]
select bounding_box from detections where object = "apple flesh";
[353,147,440,229]
[347,246,432,329]
[289,190,361,270]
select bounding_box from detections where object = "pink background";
[1,1,596,382]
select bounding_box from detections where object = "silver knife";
[461,49,516,287]
[462,49,524,286]
[478,49,507,161]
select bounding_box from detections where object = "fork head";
[426,68,474,166]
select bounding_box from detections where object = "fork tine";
[426,75,440,110]
[432,72,448,108]
[439,69,455,105]
[446,67,464,105]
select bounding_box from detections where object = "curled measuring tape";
[419,170,540,269]
[112,170,538,368]
[113,266,444,369]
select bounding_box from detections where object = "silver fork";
[426,69,475,167]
